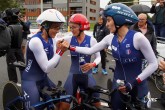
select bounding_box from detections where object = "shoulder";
[134,32,146,42]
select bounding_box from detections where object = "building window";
[90,0,96,5]
[90,17,96,21]
[70,0,82,3]
[90,8,96,13]
[43,0,52,4]
[70,7,82,15]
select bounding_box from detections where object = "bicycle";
[70,85,116,110]
[149,54,165,106]
[107,67,163,110]
[2,62,72,110]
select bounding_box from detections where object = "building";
[24,0,100,25]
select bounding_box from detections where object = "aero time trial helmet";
[36,9,66,29]
[69,13,90,31]
[104,3,138,27]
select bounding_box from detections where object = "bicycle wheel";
[3,81,23,110]
[154,70,165,93]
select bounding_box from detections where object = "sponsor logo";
[126,44,130,48]
[112,6,121,10]
[112,45,117,51]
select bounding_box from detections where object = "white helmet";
[36,9,66,25]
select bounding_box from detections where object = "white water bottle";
[79,57,87,73]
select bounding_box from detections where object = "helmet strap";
[77,30,83,37]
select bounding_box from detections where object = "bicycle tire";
[154,70,165,93]
[161,93,165,107]
[3,81,23,110]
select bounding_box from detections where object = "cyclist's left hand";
[81,63,94,73]
[118,80,138,93]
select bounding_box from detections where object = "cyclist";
[57,13,101,109]
[21,9,68,110]
[60,3,158,109]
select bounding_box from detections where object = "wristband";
[68,45,76,51]
[136,77,142,84]
[56,49,64,56]
[92,62,96,67]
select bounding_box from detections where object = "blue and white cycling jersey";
[69,35,92,74]
[111,30,144,82]
[22,32,61,81]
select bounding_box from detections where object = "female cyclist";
[21,9,68,110]
[57,13,101,109]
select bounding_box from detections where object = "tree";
[111,0,135,6]
[0,0,20,11]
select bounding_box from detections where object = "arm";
[29,37,63,73]
[73,34,114,55]
[79,37,101,73]
[151,33,158,55]
[93,24,97,38]
[134,32,158,81]
[150,1,157,13]
[91,37,101,66]
[119,33,158,93]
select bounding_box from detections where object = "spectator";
[19,14,30,56]
[130,13,157,55]
[93,15,110,75]
[2,8,25,86]
[150,0,165,37]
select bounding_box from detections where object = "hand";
[56,40,69,52]
[118,80,138,93]
[159,60,165,72]
[80,63,94,73]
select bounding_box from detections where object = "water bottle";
[116,79,125,87]
[79,57,86,73]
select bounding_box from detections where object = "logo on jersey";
[85,44,89,47]
[25,60,33,72]
[126,49,131,55]
[112,45,117,51]
[44,48,49,52]
[126,44,130,48]
[123,39,127,43]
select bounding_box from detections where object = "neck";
[138,23,147,29]
[117,26,129,40]
[77,32,85,43]
[42,31,48,42]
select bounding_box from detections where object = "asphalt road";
[0,51,164,110]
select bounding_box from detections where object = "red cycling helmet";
[69,13,90,31]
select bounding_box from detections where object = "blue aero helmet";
[103,3,139,27]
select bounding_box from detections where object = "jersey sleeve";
[29,37,62,73]
[90,37,101,65]
[75,33,113,55]
[134,32,158,81]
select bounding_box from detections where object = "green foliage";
[0,0,20,11]
[111,0,134,6]
[90,23,95,31]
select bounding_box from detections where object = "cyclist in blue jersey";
[21,9,68,110]
[59,3,158,109]
[57,14,101,109]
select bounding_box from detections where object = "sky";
[100,0,110,9]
